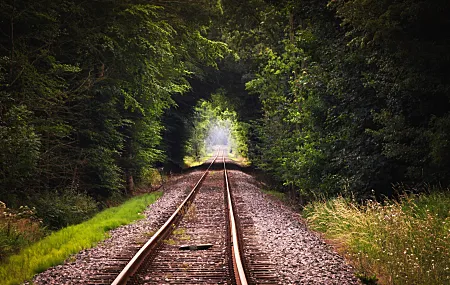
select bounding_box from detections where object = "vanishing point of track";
[110,149,278,284]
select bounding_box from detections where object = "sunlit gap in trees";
[205,121,232,154]
[185,92,248,163]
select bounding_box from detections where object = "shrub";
[0,201,45,261]
[32,189,98,230]
[139,167,163,188]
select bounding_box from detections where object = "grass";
[183,155,208,168]
[0,191,162,285]
[262,189,287,202]
[303,191,450,285]
[227,151,250,166]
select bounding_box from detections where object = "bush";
[32,189,99,230]
[0,201,45,261]
[139,167,163,188]
[304,191,450,285]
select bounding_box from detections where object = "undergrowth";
[303,191,450,285]
[183,155,209,168]
[0,191,162,285]
[0,202,45,261]
[31,189,99,230]
[139,167,163,188]
[183,155,205,168]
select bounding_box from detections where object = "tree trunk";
[126,171,134,195]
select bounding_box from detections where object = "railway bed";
[111,151,280,285]
[29,151,359,285]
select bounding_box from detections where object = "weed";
[304,191,450,285]
[144,230,156,237]
[164,273,173,280]
[356,273,378,285]
[66,255,76,263]
[134,230,157,246]
[182,262,190,271]
[172,228,186,235]
[262,189,287,202]
[172,227,191,241]
[0,202,45,261]
[185,204,197,222]
[163,238,176,245]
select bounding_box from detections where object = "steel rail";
[111,152,220,285]
[223,155,249,285]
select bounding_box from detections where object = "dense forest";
[2,0,450,228]
[0,0,229,229]
[226,0,450,200]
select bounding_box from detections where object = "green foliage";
[0,192,162,285]
[331,0,450,186]
[0,202,45,261]
[0,0,229,223]
[0,106,41,200]
[139,168,163,188]
[246,34,334,196]
[223,0,450,200]
[304,190,450,285]
[31,190,98,231]
[184,90,249,161]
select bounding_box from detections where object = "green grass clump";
[0,192,162,285]
[262,189,287,202]
[183,155,206,168]
[303,191,450,285]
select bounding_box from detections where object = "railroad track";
[109,149,279,285]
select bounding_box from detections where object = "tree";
[0,0,230,225]
[226,0,450,200]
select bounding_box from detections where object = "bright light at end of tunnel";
[205,123,231,152]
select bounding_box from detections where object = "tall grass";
[303,191,450,285]
[0,192,162,285]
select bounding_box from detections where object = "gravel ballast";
[29,171,204,284]
[229,169,361,285]
[28,166,360,284]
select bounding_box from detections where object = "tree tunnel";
[161,84,251,171]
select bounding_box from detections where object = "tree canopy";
[1,0,450,226]
[221,0,450,200]
[0,0,228,227]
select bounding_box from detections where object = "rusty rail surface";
[111,149,251,284]
[223,155,249,285]
[111,152,220,285]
